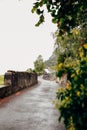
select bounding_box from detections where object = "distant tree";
[45,51,57,68]
[32,0,87,35]
[34,55,45,75]
[26,68,34,73]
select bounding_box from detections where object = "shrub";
[55,43,87,130]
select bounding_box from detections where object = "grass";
[0,75,4,85]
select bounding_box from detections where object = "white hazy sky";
[0,0,56,74]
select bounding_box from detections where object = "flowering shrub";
[55,43,87,130]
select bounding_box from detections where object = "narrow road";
[0,77,65,130]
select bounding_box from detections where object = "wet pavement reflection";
[0,77,65,130]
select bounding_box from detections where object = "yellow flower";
[73,29,79,35]
[71,74,75,78]
[70,127,75,130]
[81,84,84,87]
[76,69,80,75]
[83,44,87,49]
[75,30,79,35]
[77,60,80,64]
[77,91,80,97]
[79,47,82,51]
[58,63,63,69]
[58,87,64,92]
[65,97,69,101]
[66,82,71,90]
[79,52,84,58]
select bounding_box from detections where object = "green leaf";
[31,6,37,13]
[34,2,39,8]
[52,18,57,24]
[35,15,44,27]
[36,9,43,15]
[46,3,51,12]
[43,0,47,4]
[40,15,44,23]
[35,21,40,27]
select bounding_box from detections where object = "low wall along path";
[0,70,38,98]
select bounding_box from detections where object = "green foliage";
[54,23,87,130]
[26,68,35,73]
[34,55,45,75]
[55,43,87,130]
[32,1,87,129]
[53,25,87,66]
[32,0,87,35]
[0,75,4,85]
[45,51,57,68]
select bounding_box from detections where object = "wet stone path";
[0,77,65,130]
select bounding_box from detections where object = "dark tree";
[32,0,87,35]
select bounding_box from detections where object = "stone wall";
[0,70,38,98]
